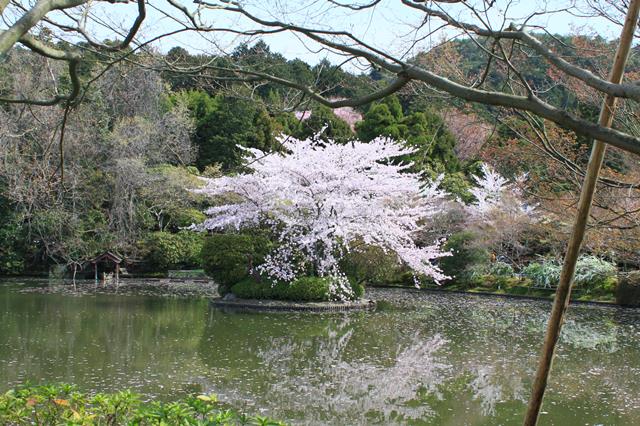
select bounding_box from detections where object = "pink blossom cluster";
[332,106,363,131]
[294,110,311,121]
[293,105,363,131]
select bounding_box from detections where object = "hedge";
[230,276,364,302]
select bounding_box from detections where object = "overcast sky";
[44,0,623,70]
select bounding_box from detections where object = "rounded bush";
[276,276,331,301]
[229,276,365,302]
[230,277,330,301]
[141,231,204,271]
[201,233,271,286]
[230,278,275,299]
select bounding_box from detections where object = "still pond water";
[1,278,640,425]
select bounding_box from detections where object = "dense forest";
[1,34,639,289]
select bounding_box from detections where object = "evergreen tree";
[175,91,278,170]
[356,96,460,174]
[294,105,354,144]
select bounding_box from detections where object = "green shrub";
[523,260,561,288]
[201,232,272,286]
[524,255,618,292]
[231,277,329,301]
[440,232,489,283]
[573,255,617,290]
[477,274,522,290]
[488,261,514,277]
[230,275,364,301]
[351,281,365,299]
[277,276,332,301]
[0,383,284,425]
[230,278,275,299]
[341,245,406,285]
[140,231,204,271]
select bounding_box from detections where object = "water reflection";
[199,312,451,423]
[2,281,640,425]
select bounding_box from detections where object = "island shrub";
[341,244,409,286]
[201,232,272,292]
[230,276,364,302]
[231,277,329,301]
[0,383,284,425]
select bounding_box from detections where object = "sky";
[35,0,624,70]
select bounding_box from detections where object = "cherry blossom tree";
[468,164,534,218]
[194,135,451,299]
[467,163,538,262]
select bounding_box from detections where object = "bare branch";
[0,0,87,55]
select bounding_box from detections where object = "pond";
[1,278,639,425]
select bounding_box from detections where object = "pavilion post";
[115,263,120,291]
[523,2,640,425]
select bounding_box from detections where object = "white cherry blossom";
[193,134,451,298]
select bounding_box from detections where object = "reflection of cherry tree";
[254,322,451,423]
[470,365,527,416]
[250,317,531,423]
[199,290,640,424]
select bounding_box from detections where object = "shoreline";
[10,278,219,298]
[370,284,637,308]
[209,296,375,312]
[2,277,637,309]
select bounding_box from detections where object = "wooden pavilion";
[89,251,123,284]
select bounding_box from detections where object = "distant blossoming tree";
[467,163,538,261]
[294,110,311,121]
[294,104,363,131]
[193,135,451,299]
[469,163,536,219]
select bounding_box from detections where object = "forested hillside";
[1,34,639,279]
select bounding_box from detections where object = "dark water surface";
[1,278,639,425]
